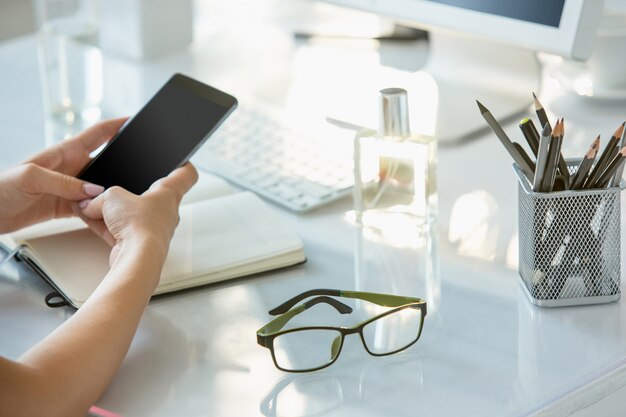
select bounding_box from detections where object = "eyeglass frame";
[257,289,427,373]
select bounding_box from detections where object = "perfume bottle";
[354,88,437,229]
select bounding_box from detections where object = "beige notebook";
[0,174,305,308]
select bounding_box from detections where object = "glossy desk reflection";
[261,356,424,417]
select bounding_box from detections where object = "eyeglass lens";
[273,329,343,371]
[272,306,423,371]
[361,307,423,355]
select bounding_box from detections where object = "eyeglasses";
[257,289,427,372]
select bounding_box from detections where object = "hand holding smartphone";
[78,73,237,194]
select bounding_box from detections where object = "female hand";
[0,118,126,233]
[76,163,198,269]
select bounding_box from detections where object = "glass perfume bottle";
[354,88,437,229]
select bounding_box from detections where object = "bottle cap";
[379,88,410,137]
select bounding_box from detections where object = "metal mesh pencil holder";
[514,160,624,307]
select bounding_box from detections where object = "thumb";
[19,163,105,201]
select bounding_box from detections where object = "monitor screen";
[427,0,565,28]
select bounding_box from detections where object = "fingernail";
[79,199,91,209]
[83,183,105,197]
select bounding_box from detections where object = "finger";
[73,117,128,153]
[85,217,116,247]
[148,163,198,200]
[28,118,127,171]
[26,146,64,171]
[79,192,106,220]
[71,202,115,246]
[19,163,105,200]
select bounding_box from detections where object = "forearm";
[0,239,166,417]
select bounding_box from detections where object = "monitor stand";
[326,33,541,144]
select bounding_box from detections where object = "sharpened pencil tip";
[476,100,487,113]
[585,139,600,159]
[589,135,601,156]
[532,92,537,99]
[533,94,543,110]
[587,137,600,158]
[552,119,562,138]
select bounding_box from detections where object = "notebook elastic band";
[45,292,69,308]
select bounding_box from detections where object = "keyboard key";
[291,194,324,209]
[294,181,334,199]
[268,184,302,200]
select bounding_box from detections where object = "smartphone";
[78,73,237,194]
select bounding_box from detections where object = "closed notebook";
[0,174,305,308]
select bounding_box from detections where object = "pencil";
[612,121,626,186]
[477,100,534,181]
[541,120,562,192]
[519,118,540,157]
[533,92,551,132]
[584,123,624,188]
[533,123,552,192]
[553,175,567,191]
[513,142,536,173]
[556,118,570,188]
[570,135,600,190]
[606,143,620,172]
[594,146,626,188]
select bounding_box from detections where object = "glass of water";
[34,0,102,128]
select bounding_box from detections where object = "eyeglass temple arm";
[259,296,353,337]
[341,291,426,309]
[269,289,343,315]
[270,288,425,314]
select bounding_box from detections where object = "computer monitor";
[321,0,604,142]
[324,0,602,59]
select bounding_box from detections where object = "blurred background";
[0,0,35,41]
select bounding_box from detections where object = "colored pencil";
[533,123,552,192]
[570,135,600,190]
[593,146,626,188]
[555,118,570,188]
[541,119,562,192]
[612,121,626,186]
[513,142,536,173]
[519,118,540,157]
[584,122,624,188]
[477,100,534,182]
[532,92,551,132]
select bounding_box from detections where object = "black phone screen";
[78,74,237,194]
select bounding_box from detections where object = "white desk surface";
[2,1,626,416]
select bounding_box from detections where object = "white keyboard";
[193,104,354,212]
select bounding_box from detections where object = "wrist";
[115,234,169,266]
[104,235,169,292]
